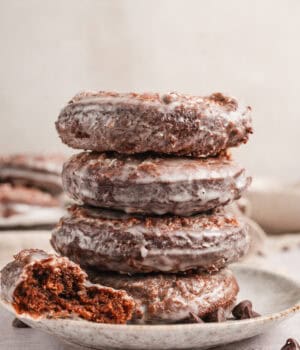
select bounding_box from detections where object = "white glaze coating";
[0,204,65,227]
[0,168,61,186]
[62,152,251,215]
[68,92,247,123]
[73,154,242,184]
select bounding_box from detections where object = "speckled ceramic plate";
[1,265,300,350]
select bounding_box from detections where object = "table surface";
[0,231,299,350]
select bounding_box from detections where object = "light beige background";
[0,0,299,180]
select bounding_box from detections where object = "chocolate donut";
[62,151,251,215]
[56,91,252,157]
[0,154,65,195]
[88,268,239,324]
[0,249,134,324]
[0,183,59,218]
[51,205,249,274]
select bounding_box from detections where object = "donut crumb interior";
[12,259,134,324]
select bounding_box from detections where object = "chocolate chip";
[280,338,300,350]
[205,308,226,322]
[232,300,261,320]
[188,312,204,323]
[12,318,30,328]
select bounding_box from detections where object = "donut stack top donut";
[56,91,252,157]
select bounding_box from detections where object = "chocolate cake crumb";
[1,249,134,324]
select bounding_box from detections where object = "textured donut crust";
[62,151,251,215]
[88,268,239,324]
[51,205,250,274]
[56,91,252,157]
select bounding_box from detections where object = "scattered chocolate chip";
[281,245,290,252]
[189,312,204,323]
[280,338,300,350]
[205,308,226,322]
[232,300,261,320]
[12,318,30,328]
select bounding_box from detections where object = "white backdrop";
[0,0,299,180]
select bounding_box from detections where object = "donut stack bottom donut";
[51,90,253,323]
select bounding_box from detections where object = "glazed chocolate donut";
[0,154,66,195]
[62,151,251,215]
[56,91,252,157]
[0,183,59,218]
[0,249,134,324]
[88,268,239,324]
[51,205,249,274]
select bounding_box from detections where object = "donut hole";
[12,259,134,324]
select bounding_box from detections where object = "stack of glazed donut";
[52,90,253,324]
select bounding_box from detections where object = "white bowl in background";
[246,177,300,234]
